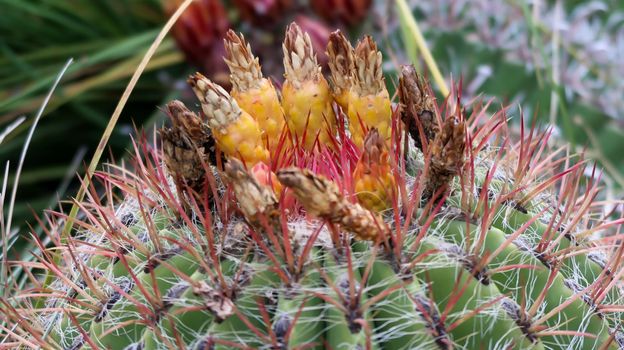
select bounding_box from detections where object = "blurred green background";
[1,0,623,246]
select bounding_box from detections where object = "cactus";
[3,23,624,350]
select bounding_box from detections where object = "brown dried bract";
[160,100,216,193]
[276,167,388,241]
[223,159,279,228]
[423,114,466,199]
[399,64,439,151]
[167,100,212,144]
[326,30,354,98]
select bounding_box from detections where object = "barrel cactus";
[3,22,624,350]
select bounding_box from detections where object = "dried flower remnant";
[277,167,387,241]
[193,281,235,321]
[294,15,332,68]
[223,30,263,93]
[423,114,466,199]
[399,64,439,152]
[224,159,279,227]
[160,100,216,193]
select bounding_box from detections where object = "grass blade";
[2,58,73,298]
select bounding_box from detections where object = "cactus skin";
[3,24,624,350]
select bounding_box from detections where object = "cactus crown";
[3,22,624,350]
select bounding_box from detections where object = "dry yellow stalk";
[277,167,388,241]
[224,159,279,227]
[398,64,439,151]
[424,114,466,199]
